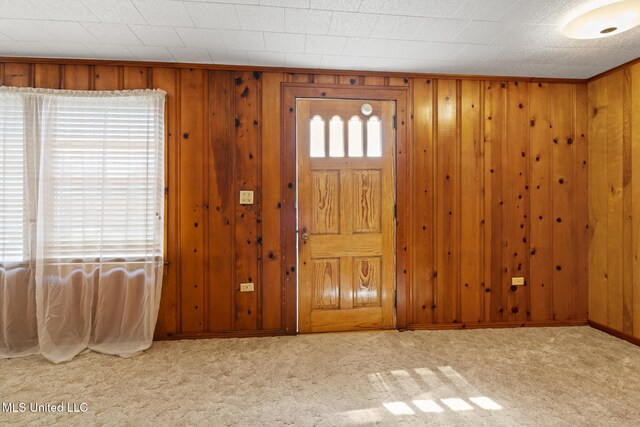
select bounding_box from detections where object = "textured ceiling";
[0,0,639,78]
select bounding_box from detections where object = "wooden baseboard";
[588,320,640,347]
[155,320,592,339]
[154,329,286,341]
[404,320,588,331]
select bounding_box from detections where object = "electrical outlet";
[239,190,254,205]
[240,282,254,292]
[511,277,525,286]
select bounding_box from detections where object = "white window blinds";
[0,93,25,263]
[40,95,164,260]
[0,88,165,263]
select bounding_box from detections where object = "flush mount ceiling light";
[561,0,640,39]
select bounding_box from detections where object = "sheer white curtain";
[0,87,165,363]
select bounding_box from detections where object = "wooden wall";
[409,79,588,328]
[588,62,640,340]
[0,59,588,339]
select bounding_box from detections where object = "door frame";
[281,84,410,334]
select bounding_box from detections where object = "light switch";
[511,277,525,286]
[240,282,254,292]
[239,190,254,205]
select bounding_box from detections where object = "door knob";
[301,232,309,241]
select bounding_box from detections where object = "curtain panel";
[0,87,165,363]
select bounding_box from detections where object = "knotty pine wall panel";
[0,59,588,339]
[409,78,588,328]
[588,63,640,340]
[233,71,261,331]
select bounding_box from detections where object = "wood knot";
[252,71,261,80]
[235,76,243,85]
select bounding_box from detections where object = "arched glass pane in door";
[329,115,345,157]
[309,115,325,158]
[348,115,363,157]
[367,116,382,157]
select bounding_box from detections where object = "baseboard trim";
[155,320,593,340]
[588,320,640,347]
[154,329,287,341]
[404,320,588,331]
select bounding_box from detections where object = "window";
[309,115,325,158]
[0,88,165,264]
[367,116,382,157]
[0,93,25,263]
[329,115,344,157]
[348,115,363,157]
[308,113,383,159]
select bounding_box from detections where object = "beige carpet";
[1,326,640,426]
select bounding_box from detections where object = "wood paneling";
[435,79,460,323]
[152,67,179,335]
[529,83,553,321]
[63,65,90,90]
[0,58,589,339]
[233,71,261,331]
[505,81,529,321]
[588,63,640,340]
[411,79,435,325]
[34,64,61,88]
[179,68,207,333]
[459,80,483,323]
[406,78,587,329]
[485,81,507,322]
[208,71,234,332]
[260,72,284,331]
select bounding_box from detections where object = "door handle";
[301,232,309,241]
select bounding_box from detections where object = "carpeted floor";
[1,326,640,426]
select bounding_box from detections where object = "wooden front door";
[297,98,396,333]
